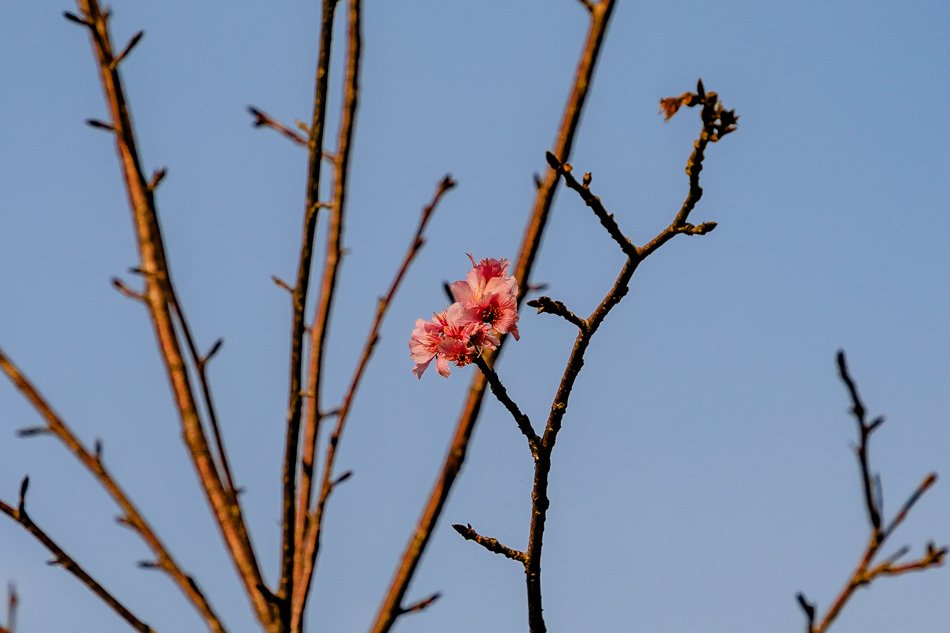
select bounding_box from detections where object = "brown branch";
[398,592,442,616]
[452,524,526,563]
[292,173,453,626]
[544,152,638,259]
[3,583,16,633]
[278,0,340,619]
[473,356,539,458]
[796,352,946,633]
[285,0,360,625]
[369,3,618,632]
[511,82,737,633]
[525,296,588,332]
[0,480,153,633]
[0,349,227,633]
[639,82,736,260]
[69,1,272,625]
[248,106,308,147]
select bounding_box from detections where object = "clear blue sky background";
[2,1,949,631]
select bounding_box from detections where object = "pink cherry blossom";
[450,254,520,340]
[410,254,520,379]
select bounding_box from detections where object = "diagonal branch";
[0,480,153,633]
[247,106,308,147]
[473,356,539,458]
[370,3,618,632]
[0,349,226,632]
[452,523,526,563]
[544,152,638,259]
[69,1,271,625]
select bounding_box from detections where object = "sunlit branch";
[369,5,618,631]
[279,0,340,617]
[0,479,153,633]
[292,173,453,630]
[0,349,227,632]
[452,523,526,563]
[247,106,309,147]
[68,1,271,625]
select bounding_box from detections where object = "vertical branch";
[289,0,362,627]
[369,3,617,631]
[280,0,340,614]
[69,1,272,626]
[292,175,454,629]
[796,352,946,633]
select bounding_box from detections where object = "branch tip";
[113,30,144,66]
[85,118,115,132]
[399,592,441,616]
[63,11,92,27]
[148,167,167,190]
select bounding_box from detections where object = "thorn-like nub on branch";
[205,338,224,363]
[85,119,115,132]
[796,592,816,620]
[63,11,92,27]
[17,476,29,510]
[137,560,159,570]
[148,167,167,190]
[16,426,50,438]
[582,172,592,188]
[440,174,457,191]
[332,470,354,486]
[399,591,442,615]
[247,106,267,127]
[114,30,144,65]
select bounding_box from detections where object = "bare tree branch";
[796,352,946,633]
[370,4,618,631]
[0,349,226,632]
[0,480,153,633]
[68,1,272,625]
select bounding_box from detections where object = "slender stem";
[281,0,339,614]
[473,356,539,457]
[72,1,272,625]
[369,3,617,631]
[292,174,453,629]
[0,349,226,632]
[0,494,153,633]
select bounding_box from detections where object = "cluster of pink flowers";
[409,254,520,378]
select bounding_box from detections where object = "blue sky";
[2,1,950,631]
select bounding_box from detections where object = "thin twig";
[512,82,736,633]
[248,106,308,147]
[279,0,340,617]
[525,296,588,332]
[69,1,271,624]
[0,483,153,633]
[544,152,638,259]
[292,173,453,626]
[370,4,618,632]
[796,352,946,633]
[398,592,442,616]
[292,0,362,621]
[0,348,227,633]
[473,356,539,458]
[452,524,526,563]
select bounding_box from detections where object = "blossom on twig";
[409,255,519,378]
